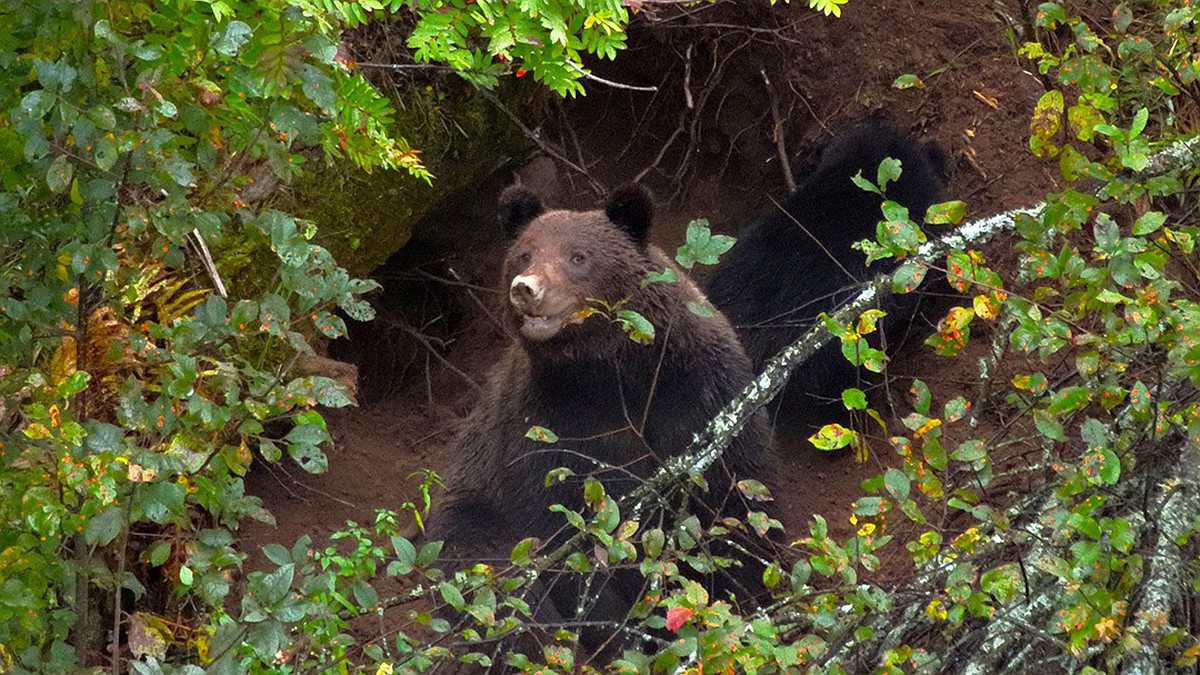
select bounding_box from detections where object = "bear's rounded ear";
[605,184,654,245]
[498,185,544,237]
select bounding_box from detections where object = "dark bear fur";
[426,184,775,657]
[705,123,946,432]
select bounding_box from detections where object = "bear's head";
[497,184,656,346]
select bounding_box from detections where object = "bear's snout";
[509,274,545,310]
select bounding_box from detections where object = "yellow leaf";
[915,417,942,438]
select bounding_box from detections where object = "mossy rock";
[279,81,531,279]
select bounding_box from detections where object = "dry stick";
[565,62,658,92]
[673,36,750,187]
[382,315,483,393]
[475,87,604,194]
[761,68,796,192]
[414,268,507,335]
[682,43,695,110]
[188,228,228,298]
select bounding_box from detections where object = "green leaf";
[47,155,73,193]
[808,423,856,451]
[851,171,881,195]
[298,64,336,113]
[391,536,416,574]
[57,370,91,396]
[163,154,196,187]
[549,504,586,530]
[262,544,291,566]
[616,309,655,344]
[285,422,326,446]
[910,379,931,414]
[258,439,282,462]
[892,261,927,293]
[352,580,377,610]
[748,510,782,535]
[85,422,124,452]
[925,200,967,225]
[1112,3,1132,30]
[1030,90,1064,157]
[212,21,252,56]
[686,299,716,318]
[892,74,925,90]
[258,294,290,335]
[808,0,849,18]
[737,478,773,502]
[179,566,194,586]
[417,540,442,567]
[257,564,295,606]
[854,496,887,516]
[675,219,735,269]
[643,267,677,285]
[583,477,605,508]
[525,425,558,443]
[85,507,124,546]
[94,137,119,172]
[883,469,910,500]
[951,439,987,462]
[1129,107,1149,140]
[943,397,970,422]
[1094,447,1121,484]
[642,528,664,558]
[876,157,903,190]
[1034,414,1066,441]
[1132,211,1166,235]
[145,540,171,567]
[511,537,536,564]
[287,442,328,474]
[842,387,868,410]
[135,481,187,524]
[566,551,591,572]
[1047,386,1090,414]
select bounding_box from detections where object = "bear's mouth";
[518,306,588,341]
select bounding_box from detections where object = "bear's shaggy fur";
[705,123,946,432]
[426,184,774,651]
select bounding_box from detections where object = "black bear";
[705,123,946,432]
[425,184,775,658]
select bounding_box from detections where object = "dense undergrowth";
[2,0,1200,672]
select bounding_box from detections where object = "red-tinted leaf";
[665,606,693,632]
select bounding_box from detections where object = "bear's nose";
[510,274,544,309]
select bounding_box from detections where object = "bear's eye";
[516,251,532,267]
[569,252,588,266]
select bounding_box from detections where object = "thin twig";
[761,68,796,192]
[566,62,658,92]
[475,87,604,194]
[385,316,483,393]
[188,229,228,298]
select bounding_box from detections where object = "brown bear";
[705,123,946,433]
[425,184,775,659]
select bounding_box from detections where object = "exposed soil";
[241,0,1057,582]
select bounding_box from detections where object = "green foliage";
[0,0,426,667]
[22,0,1200,670]
[787,1,1200,669]
[406,0,631,96]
